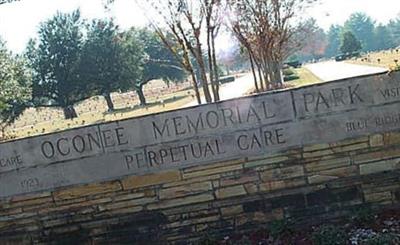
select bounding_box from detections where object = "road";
[182,73,255,108]
[182,61,388,108]
[306,61,388,81]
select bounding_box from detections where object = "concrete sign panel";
[0,71,399,198]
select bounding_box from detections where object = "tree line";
[298,12,400,61]
[1,0,318,131]
[0,9,186,131]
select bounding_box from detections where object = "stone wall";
[0,71,400,244]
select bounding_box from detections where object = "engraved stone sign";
[0,71,399,198]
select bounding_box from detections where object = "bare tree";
[108,0,225,104]
[131,0,206,104]
[203,0,225,102]
[152,24,203,105]
[228,0,317,90]
[142,0,214,103]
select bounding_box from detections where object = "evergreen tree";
[325,25,342,57]
[344,12,376,51]
[26,10,88,119]
[340,31,362,54]
[374,24,395,50]
[0,38,31,137]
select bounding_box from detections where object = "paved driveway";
[182,73,255,108]
[183,61,388,108]
[306,61,388,82]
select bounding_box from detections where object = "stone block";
[163,174,220,189]
[53,181,121,201]
[159,182,212,199]
[183,159,244,173]
[334,143,369,153]
[259,178,306,193]
[244,183,258,194]
[307,187,360,206]
[253,209,284,222]
[336,137,369,146]
[354,148,400,164]
[103,198,156,211]
[216,185,247,199]
[244,156,289,169]
[364,192,392,204]
[305,157,351,173]
[271,194,305,209]
[362,183,400,194]
[221,205,243,216]
[183,164,242,179]
[303,149,335,159]
[359,160,398,175]
[385,132,400,145]
[369,134,384,147]
[220,170,259,187]
[7,196,54,209]
[303,143,331,152]
[317,166,359,178]
[113,192,146,202]
[308,175,339,184]
[148,193,214,210]
[108,206,144,215]
[261,165,304,181]
[10,192,52,203]
[122,171,181,189]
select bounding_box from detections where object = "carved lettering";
[380,86,400,99]
[237,128,287,151]
[0,155,23,169]
[20,178,40,190]
[152,101,279,140]
[303,84,365,113]
[41,127,128,159]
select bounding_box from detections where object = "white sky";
[0,0,399,54]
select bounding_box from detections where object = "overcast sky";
[0,0,399,54]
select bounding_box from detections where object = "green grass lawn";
[347,50,400,69]
[6,82,195,140]
[290,67,323,87]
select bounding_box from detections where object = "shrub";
[284,75,300,82]
[285,60,302,68]
[199,233,217,245]
[269,219,292,239]
[349,206,376,226]
[219,76,235,84]
[283,68,295,76]
[312,225,348,245]
[365,233,400,245]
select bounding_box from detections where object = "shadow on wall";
[0,211,168,245]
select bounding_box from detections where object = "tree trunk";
[249,52,259,93]
[63,105,78,120]
[265,60,274,89]
[257,65,265,91]
[207,29,218,102]
[190,70,202,105]
[181,44,201,105]
[271,61,283,87]
[211,32,220,101]
[136,85,147,106]
[195,41,212,103]
[104,92,114,112]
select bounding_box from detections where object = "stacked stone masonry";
[0,72,400,244]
